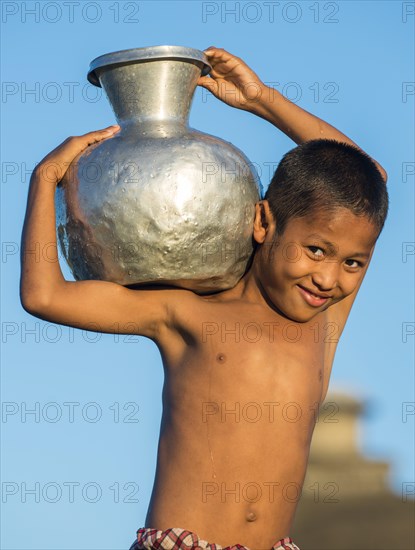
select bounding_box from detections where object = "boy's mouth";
[296,285,330,307]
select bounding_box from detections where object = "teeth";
[300,286,326,300]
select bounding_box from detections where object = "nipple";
[216,353,226,364]
[246,511,257,522]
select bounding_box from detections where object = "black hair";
[264,139,388,238]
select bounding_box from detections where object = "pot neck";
[98,59,203,134]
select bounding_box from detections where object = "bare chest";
[163,306,339,415]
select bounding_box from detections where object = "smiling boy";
[20,48,388,550]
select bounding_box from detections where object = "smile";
[296,285,330,307]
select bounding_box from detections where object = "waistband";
[129,527,300,550]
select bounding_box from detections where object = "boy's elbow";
[20,290,52,317]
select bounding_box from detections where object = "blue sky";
[1,1,414,549]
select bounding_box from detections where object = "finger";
[204,46,228,56]
[197,76,213,85]
[203,46,218,55]
[80,125,121,145]
[204,47,236,64]
[206,57,242,78]
[64,126,120,155]
[197,76,218,94]
[208,66,230,79]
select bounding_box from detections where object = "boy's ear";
[253,200,275,244]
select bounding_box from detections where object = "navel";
[246,511,257,522]
[318,369,323,381]
[216,353,226,364]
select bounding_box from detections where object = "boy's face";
[254,205,379,323]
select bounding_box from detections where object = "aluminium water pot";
[55,46,262,293]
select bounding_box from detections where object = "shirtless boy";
[20,48,388,550]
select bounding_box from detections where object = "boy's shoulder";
[160,283,261,341]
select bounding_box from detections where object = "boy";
[20,47,388,550]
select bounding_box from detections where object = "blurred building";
[291,392,414,550]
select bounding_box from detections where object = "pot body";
[56,46,261,293]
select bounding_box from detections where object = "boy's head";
[250,139,389,323]
[264,139,388,239]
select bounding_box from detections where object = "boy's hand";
[33,125,120,186]
[198,47,266,112]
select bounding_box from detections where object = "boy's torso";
[144,290,339,549]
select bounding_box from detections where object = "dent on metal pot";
[55,45,262,293]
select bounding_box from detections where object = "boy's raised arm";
[20,127,180,341]
[198,47,387,183]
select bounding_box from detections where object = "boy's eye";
[345,259,361,268]
[308,246,324,257]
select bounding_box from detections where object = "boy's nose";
[311,262,339,291]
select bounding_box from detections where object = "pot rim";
[87,45,212,87]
